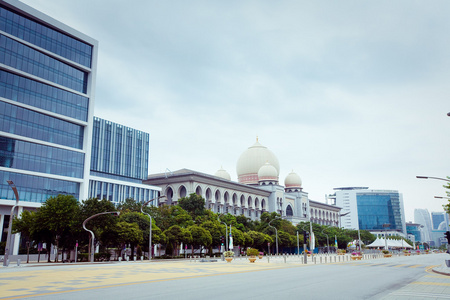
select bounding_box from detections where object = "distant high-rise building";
[89,117,158,205]
[406,222,421,246]
[328,187,406,235]
[414,208,432,243]
[431,212,449,230]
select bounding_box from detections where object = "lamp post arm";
[141,195,165,260]
[416,176,450,182]
[82,211,119,263]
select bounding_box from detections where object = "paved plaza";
[1,254,450,299]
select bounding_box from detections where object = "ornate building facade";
[145,139,341,226]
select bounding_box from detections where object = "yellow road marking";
[408,264,422,268]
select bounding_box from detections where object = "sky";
[21,0,450,222]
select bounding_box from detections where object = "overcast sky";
[21,0,450,222]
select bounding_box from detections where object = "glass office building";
[406,222,421,244]
[357,191,404,232]
[0,0,97,254]
[89,117,158,205]
[0,0,97,206]
[329,187,406,235]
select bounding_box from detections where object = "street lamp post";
[3,180,20,267]
[218,215,228,252]
[268,218,279,255]
[83,211,120,263]
[435,196,450,199]
[383,223,391,250]
[141,195,166,260]
[321,229,329,254]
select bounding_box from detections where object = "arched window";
[286,205,293,216]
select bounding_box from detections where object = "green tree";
[188,225,212,255]
[114,221,143,259]
[201,220,222,254]
[443,177,450,215]
[164,225,192,256]
[80,198,118,251]
[178,193,205,218]
[37,195,81,262]
[117,198,142,212]
[247,230,266,250]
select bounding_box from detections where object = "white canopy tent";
[366,237,413,249]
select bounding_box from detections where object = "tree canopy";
[12,193,386,260]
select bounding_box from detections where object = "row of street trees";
[11,193,384,261]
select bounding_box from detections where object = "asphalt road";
[1,253,449,300]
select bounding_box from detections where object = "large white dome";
[236,139,280,184]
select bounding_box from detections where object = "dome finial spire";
[256,135,259,142]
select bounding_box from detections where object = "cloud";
[22,0,450,222]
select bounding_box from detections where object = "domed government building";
[144,139,341,226]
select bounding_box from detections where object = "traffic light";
[444,231,450,243]
[221,236,224,245]
[303,231,309,244]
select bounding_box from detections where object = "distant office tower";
[328,187,406,235]
[89,117,158,205]
[430,211,449,247]
[414,209,432,243]
[431,212,449,230]
[406,222,421,245]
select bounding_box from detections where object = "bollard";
[134,257,136,262]
[17,259,21,266]
[314,257,316,264]
[118,257,122,262]
[141,256,143,261]
[284,255,286,263]
[126,256,129,262]
[320,257,322,264]
[325,256,327,263]
[267,256,270,263]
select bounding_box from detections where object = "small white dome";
[285,170,302,188]
[214,167,231,181]
[258,162,278,181]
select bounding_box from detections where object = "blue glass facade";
[91,117,149,181]
[406,223,421,243]
[0,170,80,202]
[357,192,403,231]
[0,34,88,93]
[89,117,155,205]
[0,5,92,68]
[0,70,89,121]
[0,136,84,178]
[88,179,157,205]
[0,101,84,149]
